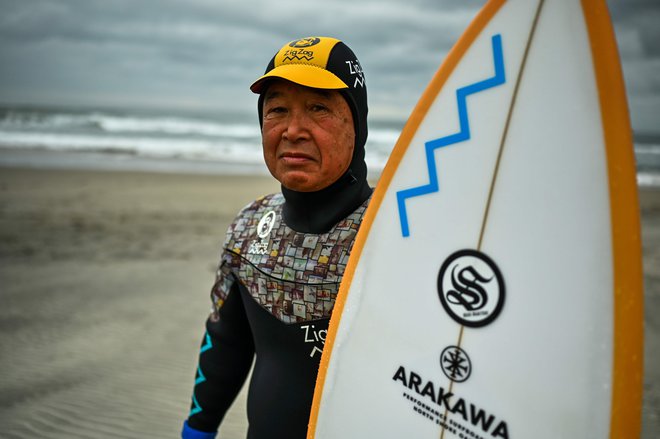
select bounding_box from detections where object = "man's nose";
[283,109,311,142]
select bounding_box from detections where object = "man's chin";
[280,174,322,192]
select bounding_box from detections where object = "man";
[181,36,372,439]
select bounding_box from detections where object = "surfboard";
[308,0,643,438]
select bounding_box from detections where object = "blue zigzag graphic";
[189,394,203,417]
[194,366,207,385]
[189,332,213,417]
[189,366,207,416]
[396,34,506,237]
[200,332,212,353]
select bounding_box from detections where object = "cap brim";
[250,64,348,94]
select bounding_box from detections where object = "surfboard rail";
[581,0,644,436]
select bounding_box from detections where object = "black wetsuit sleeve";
[185,282,255,433]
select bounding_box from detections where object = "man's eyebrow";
[264,88,333,102]
[263,91,283,102]
[310,89,332,99]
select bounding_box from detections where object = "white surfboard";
[308,0,643,438]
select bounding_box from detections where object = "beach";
[0,166,658,438]
[0,167,278,438]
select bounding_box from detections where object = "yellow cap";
[250,37,349,93]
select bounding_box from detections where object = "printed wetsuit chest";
[212,194,367,325]
[229,213,354,323]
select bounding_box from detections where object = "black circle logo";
[440,345,472,383]
[289,37,321,48]
[437,249,505,327]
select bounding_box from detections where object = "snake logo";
[448,265,491,311]
[437,249,505,327]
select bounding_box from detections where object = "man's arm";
[182,283,254,438]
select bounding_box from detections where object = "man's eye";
[310,104,328,112]
[265,106,286,116]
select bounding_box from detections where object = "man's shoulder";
[221,193,284,246]
[234,192,284,220]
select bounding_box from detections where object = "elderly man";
[182,36,372,439]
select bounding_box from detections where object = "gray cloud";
[0,0,658,132]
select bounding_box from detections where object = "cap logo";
[284,38,322,61]
[282,48,315,63]
[274,37,339,70]
[346,59,365,88]
[289,37,321,48]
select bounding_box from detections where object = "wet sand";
[0,166,658,437]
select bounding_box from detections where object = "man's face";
[261,80,355,192]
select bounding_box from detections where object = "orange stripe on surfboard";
[580,1,644,437]
[306,1,507,437]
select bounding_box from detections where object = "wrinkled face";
[261,80,355,192]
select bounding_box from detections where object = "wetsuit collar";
[281,167,372,234]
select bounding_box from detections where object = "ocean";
[1,106,658,187]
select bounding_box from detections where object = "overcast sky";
[0,0,658,133]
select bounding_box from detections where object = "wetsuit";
[183,35,371,438]
[182,163,372,438]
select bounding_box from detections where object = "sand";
[0,168,279,438]
[0,166,658,438]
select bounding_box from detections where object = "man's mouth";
[280,152,314,163]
